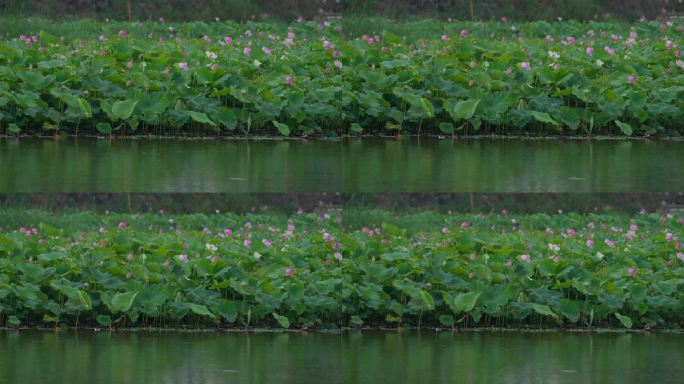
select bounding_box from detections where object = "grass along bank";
[0,18,683,137]
[0,208,682,330]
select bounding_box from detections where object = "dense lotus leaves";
[0,208,682,329]
[0,18,682,136]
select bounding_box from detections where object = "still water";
[1,330,682,384]
[1,137,682,192]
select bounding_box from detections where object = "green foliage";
[0,18,682,137]
[0,209,683,329]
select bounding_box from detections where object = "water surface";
[1,137,682,192]
[1,330,682,384]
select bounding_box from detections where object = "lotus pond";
[0,18,683,137]
[0,208,682,330]
[2,330,684,384]
[3,137,684,192]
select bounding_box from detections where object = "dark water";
[1,330,682,384]
[1,138,682,192]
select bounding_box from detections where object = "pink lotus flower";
[441,227,450,234]
[334,60,342,69]
[665,40,674,50]
[285,267,294,277]
[441,34,449,41]
[177,62,188,70]
[127,253,134,261]
[118,221,127,229]
[334,252,343,261]
[469,60,477,69]
[505,259,513,267]
[604,46,616,56]
[460,221,470,229]
[627,267,637,277]
[586,239,594,248]
[285,75,293,85]
[586,46,594,56]
[243,47,252,56]
[566,36,576,45]
[99,227,107,234]
[118,30,128,38]
[126,61,134,69]
[177,254,188,263]
[99,34,107,42]
[261,46,272,55]
[520,62,531,71]
[520,254,532,263]
[211,255,219,263]
[243,239,252,248]
[460,29,470,38]
[676,60,684,69]
[677,252,684,261]
[604,238,616,248]
[628,75,637,85]
[262,239,272,248]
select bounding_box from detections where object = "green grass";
[0,208,682,330]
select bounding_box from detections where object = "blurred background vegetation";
[0,0,682,21]
[1,193,682,214]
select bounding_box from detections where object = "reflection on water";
[1,330,682,384]
[1,137,682,192]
